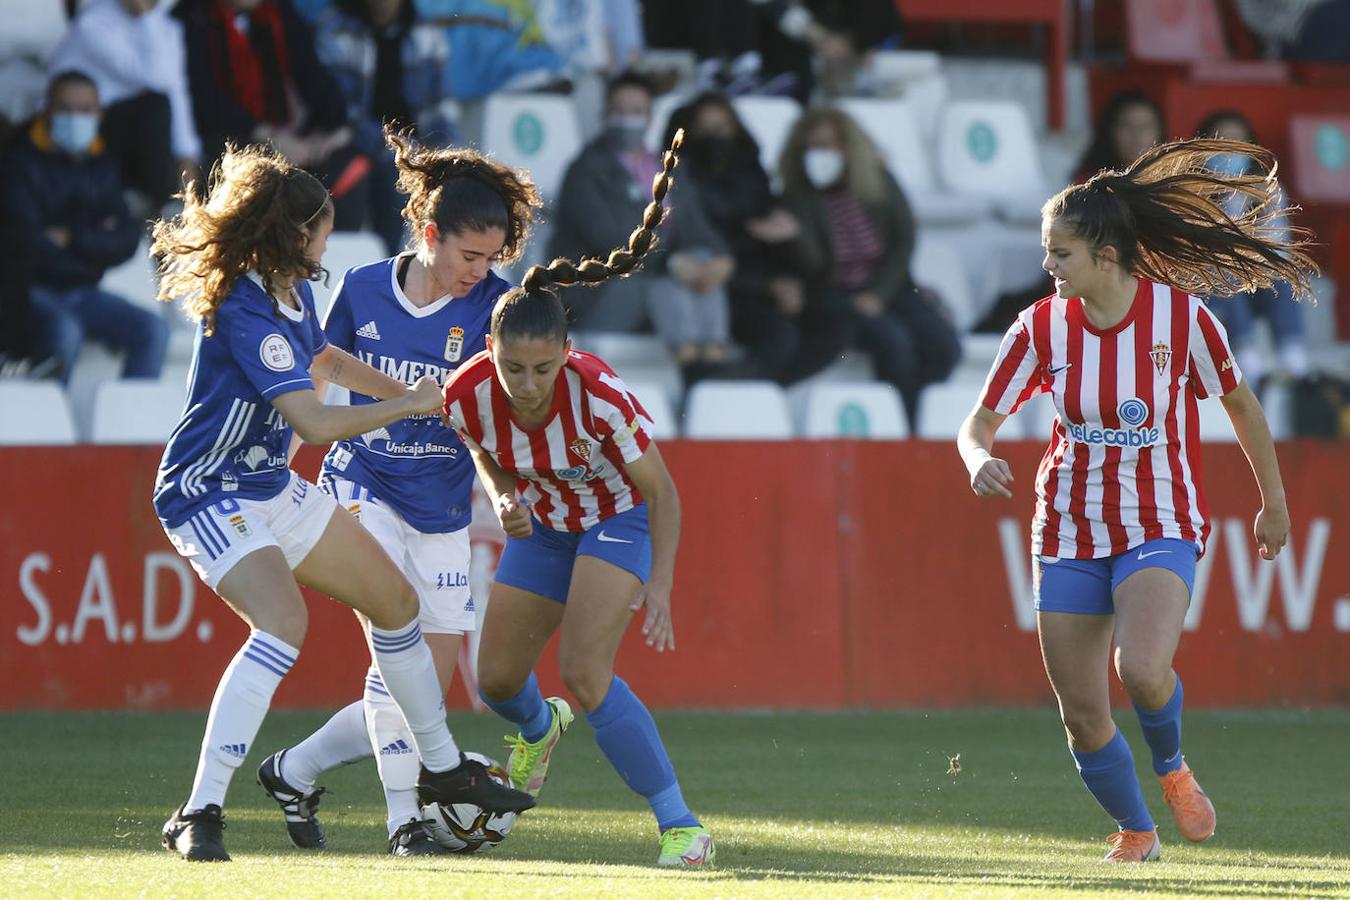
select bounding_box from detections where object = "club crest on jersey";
[1149,341,1171,376]
[568,438,593,461]
[444,326,465,363]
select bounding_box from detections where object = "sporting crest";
[569,438,592,461]
[444,326,466,363]
[1149,341,1171,376]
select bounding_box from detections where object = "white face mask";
[803,147,845,189]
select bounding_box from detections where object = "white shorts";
[324,476,476,635]
[163,471,338,590]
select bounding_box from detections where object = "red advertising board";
[1,441,1346,711]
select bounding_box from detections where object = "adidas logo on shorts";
[380,739,414,756]
[219,742,247,759]
[463,597,475,613]
[356,320,381,340]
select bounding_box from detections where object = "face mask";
[606,115,648,151]
[50,112,99,156]
[803,147,845,189]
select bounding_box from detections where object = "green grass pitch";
[2,708,1347,897]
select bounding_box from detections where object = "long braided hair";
[490,130,685,345]
[1045,137,1318,300]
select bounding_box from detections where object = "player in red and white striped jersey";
[443,129,715,868]
[958,138,1316,863]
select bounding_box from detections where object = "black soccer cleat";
[162,803,230,862]
[388,819,448,857]
[257,750,328,850]
[417,754,536,814]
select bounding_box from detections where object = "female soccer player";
[150,143,532,863]
[442,131,715,868]
[256,129,543,856]
[958,138,1315,862]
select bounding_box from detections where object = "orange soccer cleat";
[1103,828,1161,862]
[1158,759,1217,842]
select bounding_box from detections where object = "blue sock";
[1134,676,1185,776]
[480,673,553,743]
[1071,729,1154,832]
[586,676,698,831]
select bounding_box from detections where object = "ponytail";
[491,129,686,343]
[1044,137,1317,300]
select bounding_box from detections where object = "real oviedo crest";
[444,326,465,363]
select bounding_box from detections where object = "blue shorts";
[494,503,652,604]
[1034,538,1198,616]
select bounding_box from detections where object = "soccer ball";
[420,752,519,853]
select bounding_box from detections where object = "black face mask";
[687,135,735,168]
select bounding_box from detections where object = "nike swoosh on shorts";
[596,531,632,544]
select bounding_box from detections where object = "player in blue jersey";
[255,129,545,856]
[149,143,533,863]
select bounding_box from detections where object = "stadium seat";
[683,380,792,439]
[90,379,187,444]
[315,231,388,311]
[1195,396,1238,442]
[646,90,692,152]
[794,381,907,439]
[911,235,978,332]
[915,380,982,440]
[837,97,991,227]
[570,332,683,411]
[99,239,159,313]
[481,93,584,203]
[731,95,801,180]
[0,381,77,445]
[935,101,1048,224]
[1125,0,1229,64]
[1289,114,1350,205]
[620,378,678,440]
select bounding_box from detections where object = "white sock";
[364,669,443,835]
[368,621,458,771]
[281,698,371,794]
[185,630,298,812]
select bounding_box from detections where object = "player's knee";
[1116,657,1170,705]
[265,603,308,647]
[364,580,420,631]
[558,657,610,711]
[476,665,520,703]
[1060,707,1113,748]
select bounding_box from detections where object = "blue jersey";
[320,255,506,532]
[154,273,328,528]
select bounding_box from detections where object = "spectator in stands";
[305,0,459,254]
[174,0,366,232]
[550,72,734,383]
[663,92,802,379]
[1197,110,1309,388]
[48,0,200,215]
[1075,90,1164,182]
[0,70,168,383]
[776,106,960,431]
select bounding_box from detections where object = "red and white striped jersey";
[443,349,654,533]
[980,278,1242,559]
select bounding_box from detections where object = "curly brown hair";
[387,127,542,264]
[1044,137,1318,300]
[490,130,685,344]
[152,143,332,336]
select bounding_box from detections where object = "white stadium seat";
[795,381,907,439]
[1195,396,1238,442]
[646,91,692,152]
[916,380,983,440]
[620,379,678,440]
[99,238,159,313]
[316,231,388,312]
[911,235,978,332]
[731,95,801,179]
[935,100,1048,224]
[683,380,792,439]
[0,381,78,445]
[482,93,584,204]
[90,379,188,444]
[837,97,991,227]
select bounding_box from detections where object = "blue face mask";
[1209,152,1250,177]
[50,112,99,156]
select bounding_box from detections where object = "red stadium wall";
[2,441,1347,711]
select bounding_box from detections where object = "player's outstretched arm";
[623,443,681,653]
[311,343,408,400]
[958,405,1015,499]
[464,440,533,539]
[271,375,443,445]
[1221,380,1290,559]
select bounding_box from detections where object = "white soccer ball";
[421,752,519,853]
